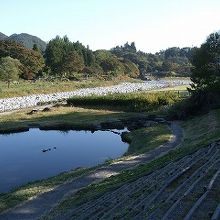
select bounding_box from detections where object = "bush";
[167,90,220,120]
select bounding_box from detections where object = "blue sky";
[1,0,220,52]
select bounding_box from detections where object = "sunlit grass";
[123,125,172,155]
[0,76,141,98]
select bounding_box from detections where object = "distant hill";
[0,32,7,40]
[6,33,47,51]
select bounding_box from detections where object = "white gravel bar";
[0,79,190,112]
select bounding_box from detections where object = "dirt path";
[0,122,183,220]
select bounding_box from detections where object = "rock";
[42,107,51,112]
[27,109,39,115]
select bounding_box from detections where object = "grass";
[150,84,189,92]
[123,125,172,155]
[0,76,141,99]
[67,91,180,112]
[0,106,171,213]
[43,108,220,217]
[0,106,142,133]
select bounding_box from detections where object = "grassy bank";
[0,76,140,99]
[44,108,220,216]
[67,91,180,112]
[0,107,137,133]
[123,125,172,155]
[0,107,171,212]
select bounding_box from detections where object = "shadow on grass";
[0,110,142,134]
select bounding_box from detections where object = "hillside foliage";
[0,41,45,80]
[0,32,197,82]
[6,33,47,51]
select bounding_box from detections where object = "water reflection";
[0,128,128,192]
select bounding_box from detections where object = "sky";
[1,0,220,53]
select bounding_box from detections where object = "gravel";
[0,79,190,112]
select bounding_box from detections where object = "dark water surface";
[0,129,128,192]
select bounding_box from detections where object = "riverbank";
[0,77,141,99]
[0,79,190,112]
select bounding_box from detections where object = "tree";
[33,43,41,53]
[190,32,220,92]
[0,41,45,79]
[95,50,124,76]
[61,51,84,76]
[44,36,67,74]
[45,36,92,78]
[186,32,220,112]
[0,56,21,88]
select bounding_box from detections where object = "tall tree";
[61,51,84,75]
[0,56,21,88]
[190,32,220,92]
[45,36,90,77]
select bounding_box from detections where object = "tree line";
[0,35,197,86]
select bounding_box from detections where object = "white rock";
[0,79,191,112]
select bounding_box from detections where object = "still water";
[0,129,128,192]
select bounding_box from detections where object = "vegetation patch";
[123,124,172,155]
[67,91,180,112]
[0,106,141,134]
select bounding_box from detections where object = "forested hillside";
[0,32,7,40]
[111,42,193,78]
[7,33,47,51]
[0,33,194,84]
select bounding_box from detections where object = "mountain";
[7,33,47,51]
[0,32,7,40]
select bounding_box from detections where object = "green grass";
[150,84,189,92]
[67,91,180,112]
[0,76,140,98]
[44,108,220,217]
[123,125,172,155]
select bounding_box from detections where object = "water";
[0,129,128,193]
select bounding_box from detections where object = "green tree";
[95,50,124,76]
[190,32,220,92]
[61,51,84,76]
[0,41,45,79]
[45,36,91,78]
[0,56,21,88]
[44,36,67,74]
